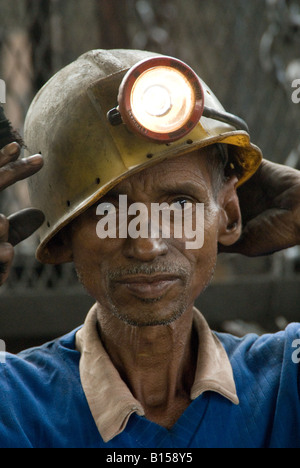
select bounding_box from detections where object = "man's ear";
[45,226,73,264]
[218,176,242,246]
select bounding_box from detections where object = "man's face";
[70,149,228,327]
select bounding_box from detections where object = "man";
[0,49,300,448]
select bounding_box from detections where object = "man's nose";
[123,235,168,262]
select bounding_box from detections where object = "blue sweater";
[0,323,300,448]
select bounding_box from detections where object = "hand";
[219,159,300,257]
[0,142,44,285]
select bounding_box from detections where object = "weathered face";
[69,149,238,327]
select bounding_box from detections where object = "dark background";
[0,0,300,352]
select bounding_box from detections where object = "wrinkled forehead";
[105,149,213,199]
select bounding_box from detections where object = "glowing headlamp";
[107,56,249,143]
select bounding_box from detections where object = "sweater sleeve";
[0,354,35,448]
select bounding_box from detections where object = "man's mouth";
[114,274,181,299]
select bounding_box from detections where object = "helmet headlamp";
[108,56,249,143]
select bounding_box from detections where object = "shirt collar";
[75,303,239,443]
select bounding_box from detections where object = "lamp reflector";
[118,56,204,143]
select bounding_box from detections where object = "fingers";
[0,141,44,287]
[0,142,43,192]
[0,213,9,242]
[0,243,14,286]
[0,214,14,286]
[0,208,45,287]
[219,208,298,257]
[8,208,45,246]
[0,155,43,190]
[0,142,20,166]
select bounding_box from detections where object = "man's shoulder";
[0,326,95,448]
[0,327,82,391]
[215,322,300,395]
[216,322,300,361]
[18,326,81,360]
[210,324,300,448]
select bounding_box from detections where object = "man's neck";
[96,305,198,428]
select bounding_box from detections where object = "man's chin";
[107,298,188,328]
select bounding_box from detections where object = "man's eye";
[170,199,193,210]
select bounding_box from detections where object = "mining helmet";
[24,49,263,264]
